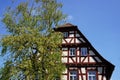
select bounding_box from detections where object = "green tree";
[0,0,66,80]
[0,61,13,80]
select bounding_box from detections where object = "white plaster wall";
[79,76,82,80]
[89,57,96,63]
[73,57,76,62]
[84,57,88,62]
[71,39,74,43]
[81,57,84,62]
[61,57,67,63]
[62,51,68,56]
[65,38,71,43]
[98,75,102,80]
[81,68,86,73]
[61,75,67,80]
[87,67,96,70]
[69,57,76,63]
[69,34,74,37]
[62,48,68,50]
[103,76,107,80]
[83,75,86,80]
[69,58,73,63]
[77,57,80,63]
[76,38,82,43]
[77,51,80,56]
[62,39,66,43]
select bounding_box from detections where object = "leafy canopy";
[0,0,66,80]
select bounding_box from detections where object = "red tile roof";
[58,23,75,28]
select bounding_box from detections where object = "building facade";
[54,23,114,80]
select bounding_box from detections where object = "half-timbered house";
[54,23,114,80]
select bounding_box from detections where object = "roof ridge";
[58,23,75,28]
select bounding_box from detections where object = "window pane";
[70,48,76,56]
[70,71,77,80]
[63,32,68,37]
[88,71,96,80]
[74,76,77,80]
[70,76,73,80]
[89,76,92,80]
[81,47,87,56]
[93,76,96,80]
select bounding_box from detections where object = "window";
[88,71,97,80]
[63,32,68,37]
[81,47,87,56]
[69,31,74,33]
[70,48,76,56]
[70,71,77,80]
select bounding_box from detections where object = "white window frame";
[81,47,87,56]
[70,71,77,80]
[63,32,68,37]
[69,48,76,56]
[88,71,97,80]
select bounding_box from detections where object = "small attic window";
[70,48,76,56]
[81,47,87,56]
[69,31,74,33]
[63,32,68,37]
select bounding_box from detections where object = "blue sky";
[0,0,120,80]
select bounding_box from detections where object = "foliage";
[0,0,66,80]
